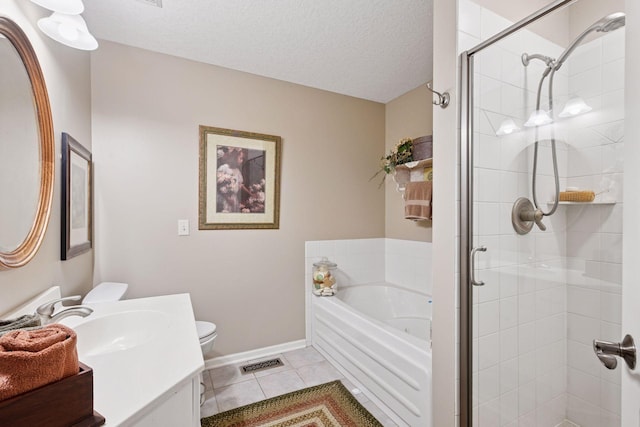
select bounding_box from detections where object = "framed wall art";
[61,132,92,260]
[199,125,281,230]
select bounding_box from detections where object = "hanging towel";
[0,324,79,401]
[404,181,432,221]
[0,314,41,336]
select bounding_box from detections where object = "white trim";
[203,339,306,370]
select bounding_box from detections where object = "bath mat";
[200,380,383,427]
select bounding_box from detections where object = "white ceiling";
[82,0,433,103]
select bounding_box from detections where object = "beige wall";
[384,85,433,241]
[90,41,385,357]
[0,1,93,315]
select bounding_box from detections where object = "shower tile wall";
[459,2,624,426]
[563,30,624,427]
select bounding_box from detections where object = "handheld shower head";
[597,12,626,33]
[554,12,626,70]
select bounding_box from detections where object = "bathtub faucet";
[36,296,93,325]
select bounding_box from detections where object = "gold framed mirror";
[0,17,54,269]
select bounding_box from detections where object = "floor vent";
[240,358,284,374]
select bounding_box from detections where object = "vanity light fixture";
[524,109,553,127]
[37,12,98,51]
[559,97,592,118]
[496,118,520,136]
[30,0,84,15]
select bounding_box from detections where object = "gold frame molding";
[199,125,281,230]
[0,18,55,269]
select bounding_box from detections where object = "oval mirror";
[0,18,54,269]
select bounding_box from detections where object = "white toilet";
[83,282,217,357]
[83,282,129,304]
[195,320,217,356]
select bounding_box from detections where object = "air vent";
[136,0,162,8]
[240,358,284,374]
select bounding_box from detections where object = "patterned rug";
[200,380,383,427]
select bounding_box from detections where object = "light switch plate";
[177,219,189,236]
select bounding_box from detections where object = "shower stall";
[459,0,627,425]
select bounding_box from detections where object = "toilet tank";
[83,282,128,304]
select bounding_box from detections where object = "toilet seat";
[196,321,217,342]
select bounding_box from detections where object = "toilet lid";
[196,321,217,340]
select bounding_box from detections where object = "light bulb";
[524,110,553,127]
[496,118,520,136]
[559,97,592,118]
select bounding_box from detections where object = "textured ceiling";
[82,0,433,103]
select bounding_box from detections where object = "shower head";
[598,12,626,32]
[554,12,626,70]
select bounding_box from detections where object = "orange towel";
[0,324,78,401]
[404,181,432,221]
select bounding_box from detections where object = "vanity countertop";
[61,294,204,426]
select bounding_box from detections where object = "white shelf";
[547,201,616,206]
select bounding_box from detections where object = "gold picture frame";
[199,125,281,230]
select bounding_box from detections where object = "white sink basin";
[73,310,170,357]
[56,294,203,426]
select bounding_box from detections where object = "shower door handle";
[470,246,487,286]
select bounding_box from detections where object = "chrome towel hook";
[426,82,450,109]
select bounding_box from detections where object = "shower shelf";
[547,201,616,205]
[392,158,432,192]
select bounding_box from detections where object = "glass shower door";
[464,1,625,425]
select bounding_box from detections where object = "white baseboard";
[204,339,307,370]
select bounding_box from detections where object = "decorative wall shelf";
[392,158,433,192]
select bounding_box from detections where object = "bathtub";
[311,283,432,427]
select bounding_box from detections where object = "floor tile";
[282,346,326,369]
[257,369,307,398]
[200,390,219,418]
[296,360,344,387]
[203,346,395,426]
[201,370,213,391]
[215,379,266,412]
[209,363,254,389]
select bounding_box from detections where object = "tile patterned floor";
[201,345,398,426]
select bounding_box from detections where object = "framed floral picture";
[199,126,282,230]
[61,132,92,260]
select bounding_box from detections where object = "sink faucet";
[36,296,93,325]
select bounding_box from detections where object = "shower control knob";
[532,209,546,231]
[512,198,546,234]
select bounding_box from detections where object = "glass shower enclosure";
[459,0,626,425]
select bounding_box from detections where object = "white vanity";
[4,288,204,427]
[62,294,204,426]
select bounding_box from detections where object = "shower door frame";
[458,0,578,425]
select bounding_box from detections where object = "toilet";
[83,282,217,357]
[83,282,129,304]
[196,320,217,356]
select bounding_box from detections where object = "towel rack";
[392,158,433,193]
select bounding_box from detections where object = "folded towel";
[404,181,432,221]
[0,324,78,401]
[0,314,41,335]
